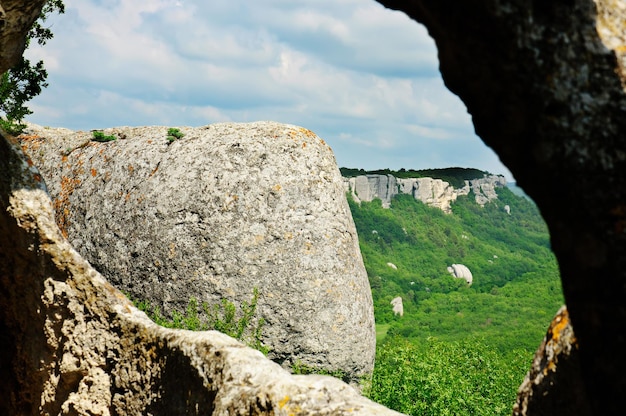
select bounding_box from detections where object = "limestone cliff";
[20,122,376,383]
[343,173,506,212]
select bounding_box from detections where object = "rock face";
[343,174,506,212]
[19,122,376,383]
[513,306,591,416]
[376,0,626,413]
[0,131,401,415]
[447,264,473,285]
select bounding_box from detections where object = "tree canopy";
[0,0,65,134]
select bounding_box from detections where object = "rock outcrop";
[343,174,506,212]
[447,264,473,285]
[390,297,404,317]
[0,131,401,415]
[19,122,376,383]
[376,0,626,413]
[513,306,591,416]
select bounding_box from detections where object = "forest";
[347,175,564,415]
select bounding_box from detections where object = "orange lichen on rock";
[541,306,577,375]
[298,127,317,138]
[513,306,581,414]
[54,175,82,238]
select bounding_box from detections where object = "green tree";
[0,1,65,135]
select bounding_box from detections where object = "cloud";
[24,0,514,181]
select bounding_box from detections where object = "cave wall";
[376,0,626,414]
[3,0,626,414]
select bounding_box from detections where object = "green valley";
[345,169,564,415]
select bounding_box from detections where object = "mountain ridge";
[341,168,507,213]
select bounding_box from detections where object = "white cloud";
[24,0,514,181]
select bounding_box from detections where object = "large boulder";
[0,131,401,415]
[19,122,376,382]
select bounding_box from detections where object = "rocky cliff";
[343,173,506,212]
[20,122,376,383]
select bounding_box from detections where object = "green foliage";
[349,188,562,350]
[132,288,268,355]
[349,181,564,413]
[0,1,65,135]
[167,127,185,143]
[91,131,117,142]
[367,337,530,416]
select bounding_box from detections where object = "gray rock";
[344,174,398,208]
[344,174,506,212]
[447,264,473,285]
[20,122,375,383]
[513,306,591,416]
[0,131,403,415]
[390,297,404,317]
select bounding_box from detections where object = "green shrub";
[167,127,184,143]
[92,130,117,142]
[0,118,27,135]
[368,337,530,416]
[131,288,268,355]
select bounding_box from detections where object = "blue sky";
[25,0,514,181]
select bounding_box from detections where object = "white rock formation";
[391,297,404,317]
[447,264,473,285]
[344,174,398,208]
[344,173,507,212]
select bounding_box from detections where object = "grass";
[376,324,391,343]
[129,288,268,355]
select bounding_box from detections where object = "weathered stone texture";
[1,131,402,415]
[376,0,626,413]
[513,306,591,416]
[20,122,375,383]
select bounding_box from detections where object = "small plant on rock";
[129,288,268,355]
[166,127,184,143]
[92,130,117,142]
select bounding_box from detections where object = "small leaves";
[91,131,117,142]
[166,127,185,143]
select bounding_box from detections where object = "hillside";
[345,171,565,415]
[346,175,562,351]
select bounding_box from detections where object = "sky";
[24,0,514,181]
